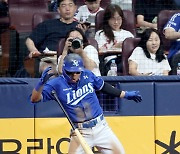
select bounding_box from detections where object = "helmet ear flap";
[62,68,72,83]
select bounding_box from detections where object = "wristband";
[35,80,43,91]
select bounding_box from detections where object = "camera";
[69,38,83,49]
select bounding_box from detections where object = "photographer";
[57,28,101,76]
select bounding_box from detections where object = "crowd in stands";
[0,0,180,77]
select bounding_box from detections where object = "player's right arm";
[31,67,54,103]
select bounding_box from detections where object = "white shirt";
[83,45,101,76]
[74,5,103,25]
[95,29,134,62]
[128,47,171,75]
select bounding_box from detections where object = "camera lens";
[71,38,82,49]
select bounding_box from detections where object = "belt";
[74,114,104,128]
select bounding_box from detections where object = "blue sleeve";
[164,13,180,31]
[41,83,55,102]
[90,72,104,91]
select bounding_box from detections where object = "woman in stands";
[128,28,171,76]
[95,4,134,75]
[57,27,101,76]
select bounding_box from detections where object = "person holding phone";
[74,0,103,38]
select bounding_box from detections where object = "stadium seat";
[157,10,180,53]
[8,0,49,33]
[95,10,136,37]
[1,0,49,77]
[32,12,60,29]
[100,0,111,9]
[121,37,141,75]
[0,17,9,28]
[76,0,85,8]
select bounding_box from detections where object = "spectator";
[26,0,81,74]
[74,0,103,23]
[163,13,180,75]
[57,28,101,76]
[74,0,103,38]
[135,0,177,31]
[128,28,171,76]
[95,4,134,75]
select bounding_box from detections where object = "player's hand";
[124,91,142,103]
[35,67,54,91]
[40,67,54,84]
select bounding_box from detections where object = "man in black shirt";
[26,0,82,74]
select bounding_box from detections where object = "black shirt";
[29,19,78,52]
[135,0,177,22]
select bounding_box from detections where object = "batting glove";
[124,91,142,103]
[35,67,54,91]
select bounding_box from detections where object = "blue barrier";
[0,76,180,118]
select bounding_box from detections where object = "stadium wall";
[0,76,180,154]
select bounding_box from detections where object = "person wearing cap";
[30,53,142,154]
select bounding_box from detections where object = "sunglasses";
[65,71,81,75]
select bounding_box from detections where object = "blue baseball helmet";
[63,53,84,72]
[62,53,84,82]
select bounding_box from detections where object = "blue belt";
[74,114,104,128]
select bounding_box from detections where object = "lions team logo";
[72,60,79,66]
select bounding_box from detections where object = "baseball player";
[30,53,142,154]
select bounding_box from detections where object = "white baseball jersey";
[74,5,103,23]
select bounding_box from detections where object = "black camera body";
[69,38,83,49]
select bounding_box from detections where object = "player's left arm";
[100,82,142,103]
